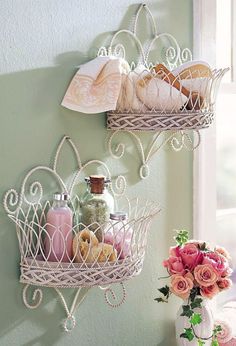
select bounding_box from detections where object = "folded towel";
[136,73,188,112]
[220,338,236,346]
[61,56,130,114]
[215,319,233,344]
[117,64,149,112]
[173,60,211,98]
[216,303,236,345]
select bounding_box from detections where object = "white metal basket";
[9,197,158,288]
[107,67,227,131]
[3,135,160,330]
[99,4,229,131]
[3,136,160,289]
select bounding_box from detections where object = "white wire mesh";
[7,197,160,288]
[107,67,228,131]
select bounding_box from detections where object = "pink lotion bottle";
[45,193,73,262]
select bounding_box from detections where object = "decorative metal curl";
[113,44,126,59]
[22,284,43,309]
[62,315,76,333]
[181,48,193,63]
[3,189,21,215]
[25,181,44,205]
[170,130,201,152]
[103,282,126,308]
[110,175,127,197]
[165,46,177,65]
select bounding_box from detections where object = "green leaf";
[154,297,168,303]
[158,285,170,298]
[190,313,202,326]
[199,242,208,251]
[211,339,219,346]
[174,230,189,246]
[198,340,205,346]
[180,305,194,318]
[180,328,194,341]
[190,287,199,302]
[191,298,203,309]
[213,325,222,336]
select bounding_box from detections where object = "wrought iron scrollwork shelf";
[3,135,160,332]
[98,3,228,179]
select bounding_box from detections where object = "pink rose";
[202,251,228,275]
[179,243,203,270]
[215,246,231,260]
[221,267,233,278]
[200,283,219,299]
[170,273,194,300]
[163,256,185,275]
[169,246,180,257]
[194,264,219,287]
[217,278,232,291]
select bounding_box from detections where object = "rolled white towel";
[172,60,212,99]
[136,73,188,112]
[117,64,149,112]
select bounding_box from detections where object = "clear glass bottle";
[80,175,114,241]
[104,212,133,259]
[45,192,73,262]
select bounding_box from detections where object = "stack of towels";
[215,302,236,345]
[61,56,211,114]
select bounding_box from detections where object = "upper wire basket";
[3,136,160,288]
[103,4,229,131]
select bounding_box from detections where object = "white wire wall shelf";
[97,3,229,179]
[99,3,228,132]
[3,135,160,332]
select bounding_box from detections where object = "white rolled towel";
[136,74,188,112]
[117,64,149,112]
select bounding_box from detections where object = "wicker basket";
[107,111,214,131]
[7,197,159,288]
[107,67,228,131]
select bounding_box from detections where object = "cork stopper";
[89,175,105,194]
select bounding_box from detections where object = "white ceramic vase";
[175,298,214,346]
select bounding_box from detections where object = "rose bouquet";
[155,230,233,346]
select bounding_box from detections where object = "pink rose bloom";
[170,273,194,300]
[163,256,185,275]
[179,243,203,270]
[215,246,231,260]
[194,264,219,287]
[200,283,219,299]
[221,266,233,278]
[217,278,232,290]
[202,252,228,276]
[169,246,180,257]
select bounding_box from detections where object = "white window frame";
[193,0,236,240]
[193,0,217,241]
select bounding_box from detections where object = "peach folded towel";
[61,56,130,114]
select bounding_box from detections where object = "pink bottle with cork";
[45,192,73,262]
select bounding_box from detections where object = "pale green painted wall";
[0,1,193,345]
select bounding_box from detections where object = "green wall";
[0,1,193,345]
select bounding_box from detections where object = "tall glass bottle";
[45,192,73,262]
[80,176,114,241]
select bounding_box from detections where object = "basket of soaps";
[107,60,228,131]
[9,176,160,288]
